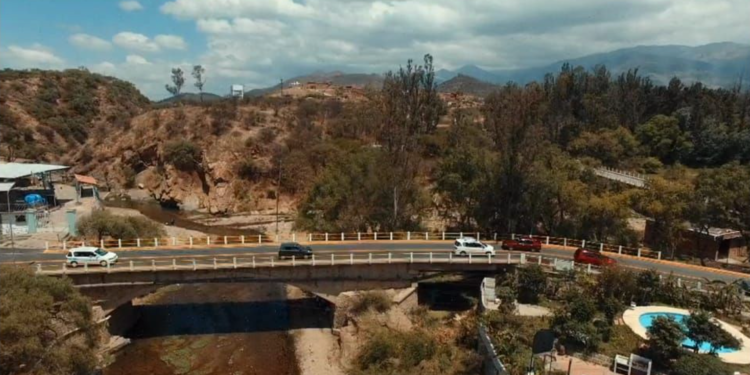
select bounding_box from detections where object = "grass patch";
[598,325,643,358]
[350,291,392,315]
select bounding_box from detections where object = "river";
[103,283,329,375]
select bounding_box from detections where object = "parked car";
[573,248,616,266]
[278,242,313,259]
[453,237,495,256]
[66,246,118,267]
[501,237,542,252]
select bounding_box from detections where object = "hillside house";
[230,84,244,98]
[644,219,747,260]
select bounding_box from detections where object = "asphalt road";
[1,242,747,283]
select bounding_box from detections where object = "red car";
[501,237,542,252]
[574,248,617,266]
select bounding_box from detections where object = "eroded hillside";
[0,69,150,162]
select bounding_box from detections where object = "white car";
[453,237,495,256]
[66,246,119,267]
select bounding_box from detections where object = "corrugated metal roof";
[74,174,98,186]
[0,182,15,192]
[0,163,70,179]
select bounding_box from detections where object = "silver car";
[66,246,119,267]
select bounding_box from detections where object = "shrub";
[163,139,202,171]
[350,291,392,315]
[121,165,137,188]
[236,157,263,181]
[0,266,98,375]
[355,331,398,370]
[77,210,165,240]
[517,265,547,304]
[670,352,732,375]
[257,127,277,144]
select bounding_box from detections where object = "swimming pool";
[638,312,738,354]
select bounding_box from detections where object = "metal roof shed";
[0,163,70,180]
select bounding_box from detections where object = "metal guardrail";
[46,232,661,261]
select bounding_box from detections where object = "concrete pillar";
[637,248,642,257]
[341,232,344,241]
[66,209,77,236]
[599,243,604,251]
[100,239,104,248]
[582,240,586,248]
[374,232,378,240]
[137,238,141,247]
[224,236,228,245]
[241,235,245,244]
[325,233,329,242]
[358,232,361,241]
[618,245,622,254]
[442,232,445,240]
[25,209,38,234]
[546,236,550,245]
[407,231,411,240]
[390,232,393,240]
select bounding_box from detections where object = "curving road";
[1,241,748,283]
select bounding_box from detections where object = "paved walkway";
[551,355,615,375]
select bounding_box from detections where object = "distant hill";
[156,92,223,105]
[0,68,150,162]
[246,71,383,97]
[439,42,750,88]
[437,74,498,97]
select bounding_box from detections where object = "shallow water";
[638,312,738,354]
[104,283,331,375]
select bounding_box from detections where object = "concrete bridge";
[593,166,648,188]
[38,252,540,311]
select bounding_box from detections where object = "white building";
[230,84,244,98]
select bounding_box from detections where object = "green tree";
[433,113,494,229]
[378,54,445,229]
[636,175,692,259]
[568,127,640,166]
[635,115,693,164]
[296,148,427,232]
[163,139,202,171]
[692,163,750,259]
[0,266,98,375]
[192,65,206,102]
[646,316,685,363]
[165,67,185,97]
[684,311,740,354]
[551,290,601,352]
[516,265,547,304]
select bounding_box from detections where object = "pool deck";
[622,306,750,365]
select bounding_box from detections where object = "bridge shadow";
[126,297,333,339]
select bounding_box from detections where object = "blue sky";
[2,0,749,100]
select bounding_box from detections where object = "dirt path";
[286,286,344,375]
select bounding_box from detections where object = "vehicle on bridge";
[66,246,119,267]
[453,237,495,257]
[574,248,616,266]
[278,242,313,259]
[501,237,542,252]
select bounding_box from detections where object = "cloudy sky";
[1,0,748,99]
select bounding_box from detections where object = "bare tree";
[165,68,185,97]
[192,65,206,102]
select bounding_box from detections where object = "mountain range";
[165,42,750,100]
[438,42,750,89]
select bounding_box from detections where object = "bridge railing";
[33,250,706,292]
[47,231,661,261]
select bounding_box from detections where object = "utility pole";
[279,78,284,96]
[275,159,282,234]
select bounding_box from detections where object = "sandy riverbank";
[286,286,345,375]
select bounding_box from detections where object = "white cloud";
[119,1,143,12]
[155,0,750,91]
[126,54,151,64]
[113,32,160,52]
[5,44,64,66]
[69,33,112,51]
[154,34,188,50]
